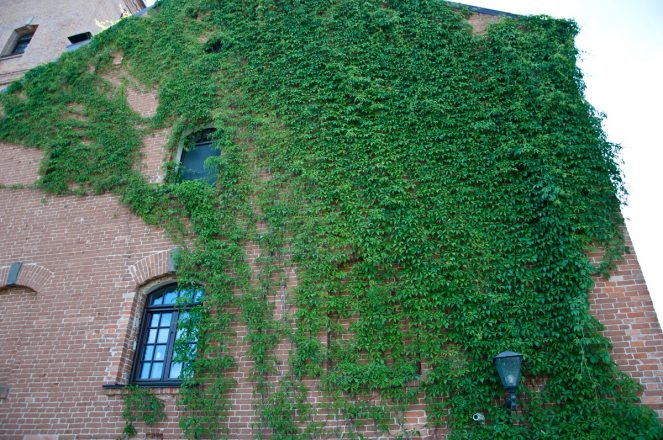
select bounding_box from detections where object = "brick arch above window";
[0,261,54,293]
[128,248,179,287]
[106,275,178,384]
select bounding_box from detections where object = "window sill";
[65,40,91,52]
[0,54,23,61]
[102,383,181,396]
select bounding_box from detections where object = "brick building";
[0,2,661,439]
[0,0,145,89]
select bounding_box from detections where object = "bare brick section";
[103,67,159,118]
[0,142,43,185]
[0,189,177,439]
[589,230,663,419]
[140,128,170,183]
[225,301,259,439]
[126,85,159,118]
[0,286,36,396]
[468,12,503,34]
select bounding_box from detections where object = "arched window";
[132,284,203,385]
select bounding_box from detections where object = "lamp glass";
[494,351,523,391]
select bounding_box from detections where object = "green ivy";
[121,386,166,437]
[1,0,661,438]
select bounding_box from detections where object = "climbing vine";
[0,0,661,438]
[121,386,167,437]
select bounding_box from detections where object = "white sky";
[453,0,663,321]
[139,1,663,320]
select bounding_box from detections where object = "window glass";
[140,363,151,379]
[169,362,182,379]
[65,32,92,52]
[163,290,177,304]
[12,32,34,55]
[180,129,220,184]
[67,32,92,44]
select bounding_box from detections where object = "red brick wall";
[0,189,176,439]
[589,231,663,419]
[467,11,503,34]
[139,128,170,184]
[0,142,42,186]
[101,61,159,119]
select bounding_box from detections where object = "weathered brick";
[0,0,144,89]
[0,142,43,186]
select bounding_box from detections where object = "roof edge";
[446,1,521,19]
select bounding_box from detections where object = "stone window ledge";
[101,383,180,396]
[0,54,22,61]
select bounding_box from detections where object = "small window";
[179,129,220,184]
[11,32,34,55]
[1,25,37,58]
[132,284,203,385]
[66,32,92,52]
[67,32,92,45]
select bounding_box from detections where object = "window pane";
[144,345,155,361]
[164,290,177,305]
[12,33,34,55]
[157,329,169,343]
[150,362,163,379]
[151,313,160,327]
[181,142,220,184]
[67,32,91,44]
[169,362,182,379]
[140,362,151,379]
[154,345,167,361]
[177,288,203,303]
[160,312,172,327]
[148,329,157,343]
[150,293,164,305]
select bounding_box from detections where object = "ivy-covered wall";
[1,0,662,438]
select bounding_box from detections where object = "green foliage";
[1,0,661,438]
[121,386,166,437]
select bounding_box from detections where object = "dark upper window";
[11,32,34,55]
[132,284,203,385]
[65,32,92,51]
[179,128,220,184]
[67,32,92,44]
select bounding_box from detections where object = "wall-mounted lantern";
[494,351,523,410]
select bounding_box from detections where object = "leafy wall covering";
[1,0,661,438]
